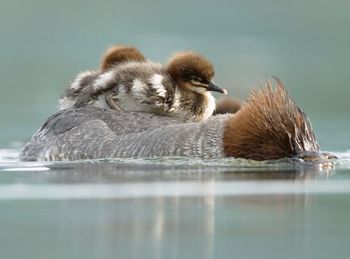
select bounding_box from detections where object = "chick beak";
[207,82,227,94]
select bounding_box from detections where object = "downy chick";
[165,51,227,121]
[58,45,146,110]
[75,50,227,121]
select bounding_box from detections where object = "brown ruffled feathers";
[223,78,320,160]
[101,45,146,71]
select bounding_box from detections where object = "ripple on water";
[0,148,347,173]
[0,148,350,199]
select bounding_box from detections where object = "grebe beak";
[207,82,227,94]
[294,151,338,162]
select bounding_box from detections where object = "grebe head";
[166,51,227,95]
[223,78,336,162]
[213,97,241,115]
[101,45,146,71]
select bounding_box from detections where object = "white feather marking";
[170,88,181,110]
[93,70,115,91]
[58,97,77,110]
[201,92,216,120]
[108,80,149,112]
[132,79,148,97]
[150,74,166,98]
[188,85,207,94]
[70,70,95,91]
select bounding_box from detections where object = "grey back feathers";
[20,107,228,161]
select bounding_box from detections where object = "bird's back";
[20,106,228,161]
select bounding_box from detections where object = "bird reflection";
[16,158,338,258]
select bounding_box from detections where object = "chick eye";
[190,76,202,82]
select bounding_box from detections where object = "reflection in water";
[18,157,337,184]
[0,151,349,258]
[51,185,217,258]
[4,186,342,259]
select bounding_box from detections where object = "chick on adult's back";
[165,51,227,121]
[58,45,146,110]
[75,50,227,121]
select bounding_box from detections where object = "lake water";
[1,147,350,259]
[1,0,350,258]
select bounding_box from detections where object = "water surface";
[1,150,350,259]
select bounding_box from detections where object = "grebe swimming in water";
[20,79,335,162]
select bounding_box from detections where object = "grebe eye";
[190,76,202,82]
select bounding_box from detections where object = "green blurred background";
[0,0,349,149]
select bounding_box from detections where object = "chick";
[58,45,145,110]
[75,50,227,122]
